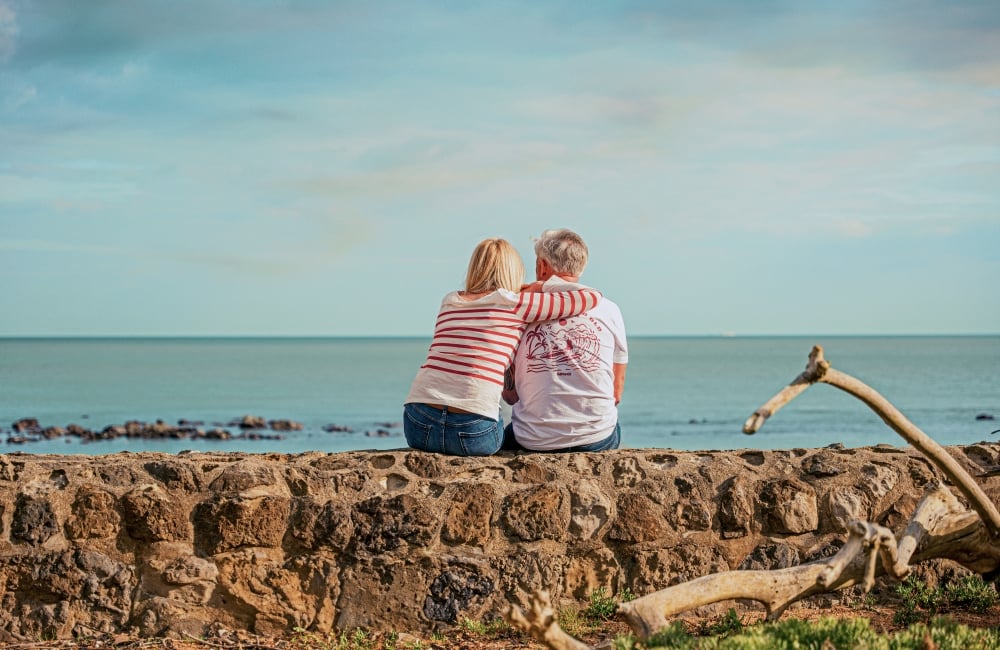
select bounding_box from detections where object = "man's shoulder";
[542,277,622,315]
[541,276,588,292]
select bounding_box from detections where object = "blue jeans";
[501,421,621,453]
[403,403,503,457]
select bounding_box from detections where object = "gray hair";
[534,229,588,276]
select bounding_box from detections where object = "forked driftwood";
[504,345,1000,648]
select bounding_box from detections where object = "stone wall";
[0,443,998,641]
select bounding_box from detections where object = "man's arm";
[613,363,627,405]
[502,365,519,405]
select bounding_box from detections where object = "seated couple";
[403,229,628,456]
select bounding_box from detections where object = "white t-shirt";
[510,276,628,450]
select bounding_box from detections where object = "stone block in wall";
[738,541,800,570]
[670,500,713,532]
[442,482,494,546]
[336,556,493,633]
[569,480,612,540]
[502,485,569,542]
[11,494,59,545]
[826,486,869,532]
[509,457,556,483]
[143,460,202,492]
[193,494,291,554]
[66,486,120,540]
[209,460,284,493]
[860,463,900,502]
[760,478,818,535]
[609,492,668,543]
[611,457,646,488]
[288,498,352,552]
[134,595,214,639]
[718,475,754,538]
[122,485,192,543]
[424,565,496,623]
[351,494,438,555]
[404,452,445,479]
[628,544,728,593]
[133,551,220,611]
[0,550,134,639]
[564,549,620,599]
[802,451,846,477]
[214,548,338,635]
[492,548,569,603]
[0,456,21,482]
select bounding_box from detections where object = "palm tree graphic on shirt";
[523,321,602,373]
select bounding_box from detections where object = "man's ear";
[537,258,555,281]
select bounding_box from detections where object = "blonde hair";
[465,238,525,294]
[534,228,588,276]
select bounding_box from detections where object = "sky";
[1,1,998,337]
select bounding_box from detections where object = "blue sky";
[1,0,998,336]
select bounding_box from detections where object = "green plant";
[611,633,639,650]
[895,575,944,625]
[286,627,378,650]
[584,586,620,621]
[646,620,694,648]
[697,608,744,637]
[618,587,638,603]
[848,588,879,611]
[458,616,511,638]
[612,616,1000,650]
[752,617,881,649]
[890,617,1000,650]
[944,574,998,614]
[557,586,635,637]
[557,604,594,638]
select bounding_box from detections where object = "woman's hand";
[520,281,545,293]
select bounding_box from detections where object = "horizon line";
[2,333,998,341]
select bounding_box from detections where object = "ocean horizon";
[2,335,998,456]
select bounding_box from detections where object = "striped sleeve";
[513,289,601,324]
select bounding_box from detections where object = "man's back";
[510,276,628,451]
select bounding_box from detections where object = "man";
[502,229,627,452]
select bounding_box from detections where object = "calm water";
[1,336,997,455]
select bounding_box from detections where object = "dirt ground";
[6,604,1000,650]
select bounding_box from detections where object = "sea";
[1,336,997,456]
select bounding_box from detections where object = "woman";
[403,238,601,456]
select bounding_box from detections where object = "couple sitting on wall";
[403,229,628,456]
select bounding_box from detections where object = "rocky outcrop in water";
[2,416,335,445]
[0,443,997,641]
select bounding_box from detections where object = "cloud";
[613,1,1000,83]
[0,1,17,62]
[8,0,361,70]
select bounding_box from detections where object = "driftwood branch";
[504,591,593,650]
[744,345,1000,538]
[616,483,998,642]
[504,346,1000,648]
